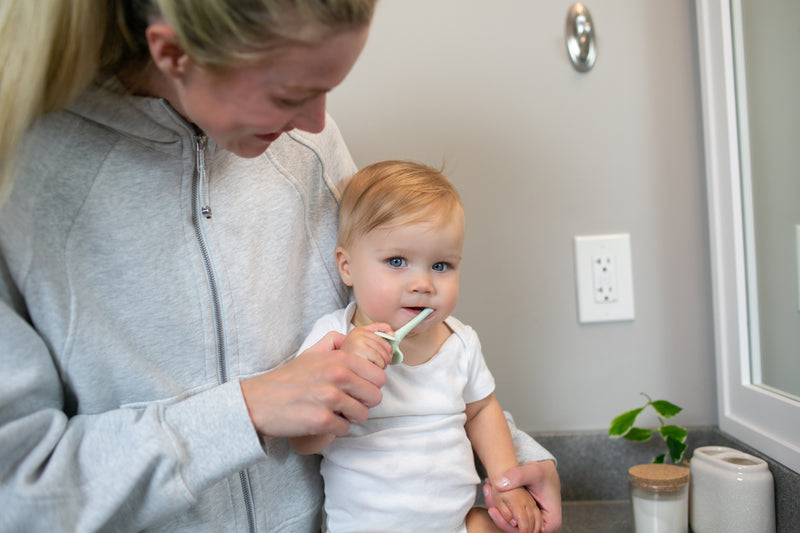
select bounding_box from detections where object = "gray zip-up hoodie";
[0,79,554,532]
[0,78,352,532]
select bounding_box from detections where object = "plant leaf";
[651,400,682,418]
[653,453,666,464]
[666,435,688,464]
[608,407,643,437]
[623,427,654,442]
[659,425,688,443]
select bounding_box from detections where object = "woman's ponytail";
[0,1,106,203]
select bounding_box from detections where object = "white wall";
[329,0,717,432]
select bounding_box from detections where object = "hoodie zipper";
[191,135,257,533]
[191,135,226,383]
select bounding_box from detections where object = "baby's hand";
[340,324,394,369]
[490,485,541,533]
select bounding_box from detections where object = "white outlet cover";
[574,233,635,323]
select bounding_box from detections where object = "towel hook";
[565,3,596,72]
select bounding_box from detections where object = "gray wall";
[328,0,717,432]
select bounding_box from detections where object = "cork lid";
[628,464,689,492]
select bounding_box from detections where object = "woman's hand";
[483,460,562,533]
[240,331,387,438]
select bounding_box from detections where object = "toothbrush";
[375,308,434,365]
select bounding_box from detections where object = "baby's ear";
[335,247,354,286]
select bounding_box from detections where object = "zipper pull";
[195,135,212,219]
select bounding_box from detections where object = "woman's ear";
[335,246,354,287]
[145,22,190,78]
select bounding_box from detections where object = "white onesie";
[296,303,496,533]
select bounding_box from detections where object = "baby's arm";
[289,324,393,456]
[465,394,540,533]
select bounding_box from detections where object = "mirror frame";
[696,0,800,473]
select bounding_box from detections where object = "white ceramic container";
[690,445,775,533]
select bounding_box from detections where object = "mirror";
[730,0,800,401]
[696,0,800,473]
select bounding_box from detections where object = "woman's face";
[165,27,369,156]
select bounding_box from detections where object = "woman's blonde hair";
[0,0,377,203]
[338,160,463,249]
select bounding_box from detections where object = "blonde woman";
[0,2,561,532]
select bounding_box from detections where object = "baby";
[290,160,539,532]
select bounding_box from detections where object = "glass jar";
[628,463,690,533]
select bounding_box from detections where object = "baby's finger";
[363,349,388,369]
[497,501,516,528]
[513,502,537,533]
[486,507,517,533]
[532,504,543,533]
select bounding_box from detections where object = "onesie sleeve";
[461,326,496,404]
[456,322,557,465]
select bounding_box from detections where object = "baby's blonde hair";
[0,0,377,203]
[338,160,463,248]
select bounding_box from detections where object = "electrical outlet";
[592,254,617,303]
[574,234,634,323]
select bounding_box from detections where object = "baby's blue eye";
[388,257,406,268]
[432,262,448,272]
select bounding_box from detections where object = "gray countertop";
[562,501,631,533]
[530,427,799,532]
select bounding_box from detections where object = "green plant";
[608,392,688,464]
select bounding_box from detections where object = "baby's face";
[337,214,464,333]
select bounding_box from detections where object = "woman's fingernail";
[498,477,511,488]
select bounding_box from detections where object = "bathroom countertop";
[533,427,799,533]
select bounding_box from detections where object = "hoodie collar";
[66,76,201,155]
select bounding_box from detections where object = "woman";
[0,1,561,531]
